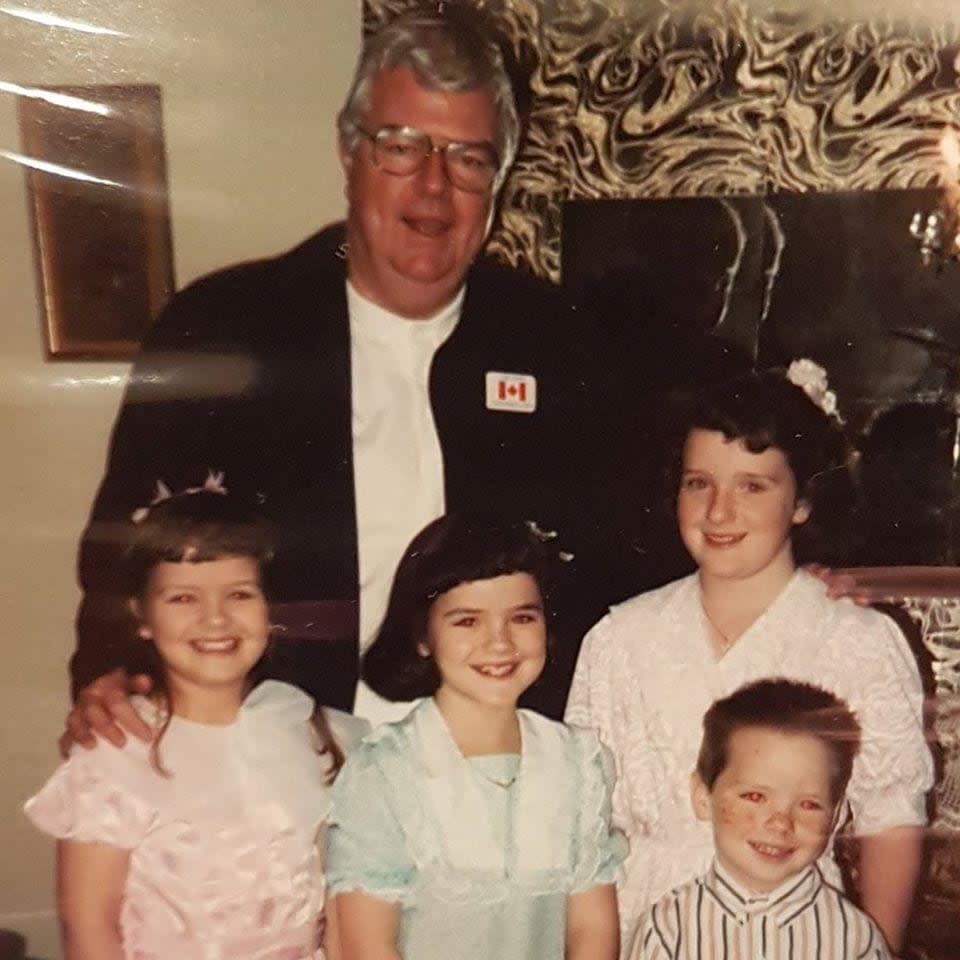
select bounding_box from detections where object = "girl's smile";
[701,532,745,548]
[188,637,242,654]
[472,659,521,679]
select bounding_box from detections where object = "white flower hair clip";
[786,359,843,424]
[130,470,228,524]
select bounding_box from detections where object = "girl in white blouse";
[566,365,932,956]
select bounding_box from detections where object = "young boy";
[629,679,893,960]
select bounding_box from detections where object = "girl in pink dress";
[26,485,366,960]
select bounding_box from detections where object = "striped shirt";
[629,861,892,960]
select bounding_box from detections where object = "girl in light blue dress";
[326,515,624,960]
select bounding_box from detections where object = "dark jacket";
[74,223,627,717]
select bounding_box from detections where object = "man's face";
[342,67,499,319]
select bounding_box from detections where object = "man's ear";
[690,771,712,822]
[129,598,151,640]
[339,134,354,174]
[792,498,812,526]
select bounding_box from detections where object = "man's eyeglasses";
[357,125,499,194]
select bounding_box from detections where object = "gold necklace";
[471,756,519,789]
[479,771,517,789]
[703,609,737,655]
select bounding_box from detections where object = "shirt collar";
[346,280,462,350]
[704,858,823,927]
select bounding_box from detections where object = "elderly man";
[69,8,622,735]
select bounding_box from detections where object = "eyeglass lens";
[372,128,497,191]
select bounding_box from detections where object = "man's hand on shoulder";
[59,668,155,757]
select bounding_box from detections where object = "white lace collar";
[410,698,568,875]
[233,680,333,838]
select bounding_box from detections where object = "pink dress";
[25,681,363,960]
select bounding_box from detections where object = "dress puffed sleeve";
[325,740,415,904]
[325,707,371,756]
[844,610,933,835]
[566,611,652,843]
[564,613,607,732]
[24,741,156,849]
[569,730,627,893]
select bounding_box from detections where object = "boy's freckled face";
[692,725,838,894]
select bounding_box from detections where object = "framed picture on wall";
[18,83,175,359]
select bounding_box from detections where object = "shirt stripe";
[628,860,894,960]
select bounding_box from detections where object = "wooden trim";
[17,83,175,359]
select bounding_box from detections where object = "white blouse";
[565,570,933,944]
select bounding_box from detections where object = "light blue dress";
[326,697,625,959]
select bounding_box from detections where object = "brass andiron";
[910,128,960,272]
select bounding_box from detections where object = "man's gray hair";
[338,10,520,190]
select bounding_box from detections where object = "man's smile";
[403,215,451,237]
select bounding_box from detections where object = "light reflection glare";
[0,5,126,36]
[0,80,111,116]
[0,149,126,188]
[51,374,127,389]
[0,370,127,399]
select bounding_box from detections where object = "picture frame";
[18,83,175,359]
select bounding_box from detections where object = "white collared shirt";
[630,860,893,959]
[347,281,462,726]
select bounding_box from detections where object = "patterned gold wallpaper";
[365,1,960,281]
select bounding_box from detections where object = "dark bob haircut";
[125,489,275,599]
[696,678,861,805]
[669,369,857,565]
[362,514,554,702]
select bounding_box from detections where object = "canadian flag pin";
[485,371,537,413]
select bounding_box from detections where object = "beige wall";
[0,3,359,956]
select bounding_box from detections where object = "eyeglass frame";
[355,124,501,194]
